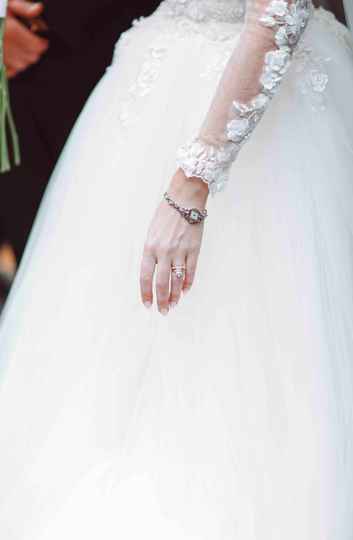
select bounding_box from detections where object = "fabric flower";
[267,0,289,19]
[309,69,329,93]
[265,49,291,74]
[260,68,282,92]
[260,14,277,28]
[227,117,251,143]
[275,26,290,47]
[251,93,270,110]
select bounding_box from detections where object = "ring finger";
[169,258,186,308]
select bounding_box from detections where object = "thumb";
[8,1,44,19]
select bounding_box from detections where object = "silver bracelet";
[163,192,208,225]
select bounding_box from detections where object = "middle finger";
[156,258,172,315]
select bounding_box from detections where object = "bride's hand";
[140,169,209,315]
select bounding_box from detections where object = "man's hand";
[4,1,49,79]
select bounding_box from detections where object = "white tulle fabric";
[0,3,353,540]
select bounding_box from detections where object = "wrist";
[168,169,209,208]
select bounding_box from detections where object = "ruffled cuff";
[177,138,239,195]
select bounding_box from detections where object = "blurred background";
[0,0,349,312]
[317,0,346,20]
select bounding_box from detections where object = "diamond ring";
[171,265,186,280]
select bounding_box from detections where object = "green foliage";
[0,18,20,173]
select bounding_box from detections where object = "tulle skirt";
[0,7,353,539]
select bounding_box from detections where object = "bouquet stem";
[0,18,20,173]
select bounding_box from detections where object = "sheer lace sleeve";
[177,0,313,194]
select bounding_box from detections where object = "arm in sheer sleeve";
[177,0,313,194]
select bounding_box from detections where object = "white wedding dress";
[0,0,353,538]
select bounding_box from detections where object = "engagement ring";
[171,265,186,280]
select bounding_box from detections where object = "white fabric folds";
[0,3,353,539]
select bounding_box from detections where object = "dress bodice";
[161,0,246,24]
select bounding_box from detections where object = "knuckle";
[144,243,155,256]
[140,268,151,278]
[156,282,167,294]
[140,274,151,287]
[140,260,150,271]
[159,245,172,257]
[161,241,180,257]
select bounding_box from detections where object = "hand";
[140,169,209,315]
[4,1,49,79]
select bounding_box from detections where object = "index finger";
[140,251,156,309]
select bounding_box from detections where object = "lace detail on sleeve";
[178,0,313,194]
[177,140,238,194]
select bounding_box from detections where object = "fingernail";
[183,288,190,295]
[160,308,169,316]
[144,301,152,309]
[170,301,177,309]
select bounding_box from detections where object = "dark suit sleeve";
[43,0,117,49]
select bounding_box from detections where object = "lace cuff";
[178,0,312,194]
[177,139,239,194]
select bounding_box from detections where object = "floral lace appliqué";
[177,140,239,194]
[118,19,169,128]
[290,6,353,112]
[116,8,240,129]
[162,0,246,24]
[294,44,330,111]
